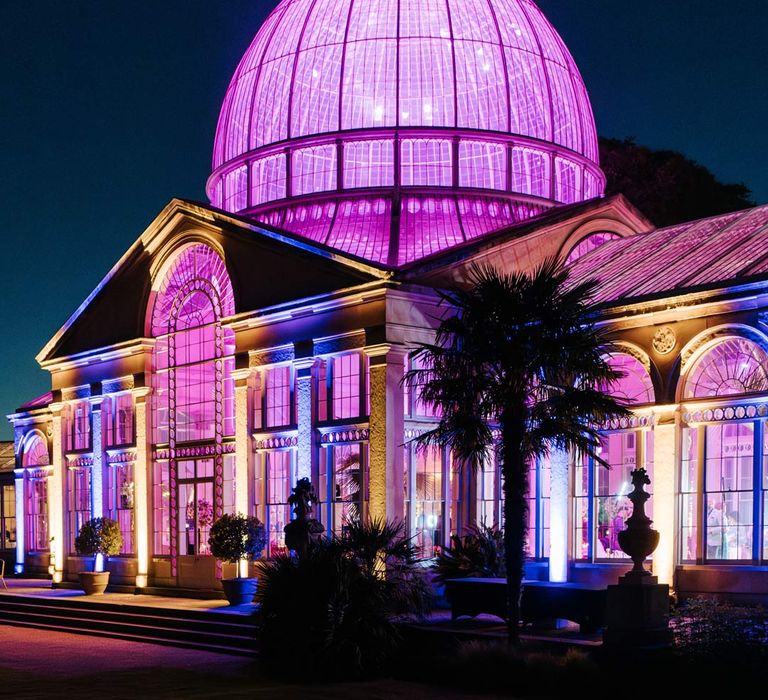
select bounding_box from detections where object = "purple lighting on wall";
[208,0,604,265]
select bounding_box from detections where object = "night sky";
[1,1,766,439]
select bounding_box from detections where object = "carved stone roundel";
[652,326,676,355]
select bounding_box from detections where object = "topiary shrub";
[256,519,431,680]
[433,524,506,585]
[75,517,123,559]
[208,513,267,565]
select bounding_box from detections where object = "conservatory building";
[8,0,768,601]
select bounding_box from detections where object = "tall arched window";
[575,353,655,561]
[149,244,235,566]
[680,337,768,563]
[22,433,50,553]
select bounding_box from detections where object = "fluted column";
[652,421,677,586]
[294,358,316,483]
[366,345,405,524]
[90,397,105,571]
[233,369,252,577]
[13,467,24,574]
[132,387,151,588]
[48,404,65,583]
[548,447,570,582]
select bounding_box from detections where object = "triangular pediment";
[39,199,390,364]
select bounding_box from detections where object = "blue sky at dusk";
[0,1,766,439]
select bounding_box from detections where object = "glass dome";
[208,0,605,266]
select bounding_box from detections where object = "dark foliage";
[433,524,506,585]
[672,597,768,666]
[405,260,629,641]
[75,517,122,558]
[255,519,431,680]
[208,513,267,564]
[600,136,755,227]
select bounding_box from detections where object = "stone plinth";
[603,580,672,648]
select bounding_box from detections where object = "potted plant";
[74,517,123,595]
[209,513,267,606]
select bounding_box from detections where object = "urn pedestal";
[603,468,672,648]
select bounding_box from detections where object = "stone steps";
[0,594,258,657]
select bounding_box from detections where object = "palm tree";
[405,259,629,642]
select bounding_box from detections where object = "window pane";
[705,423,754,560]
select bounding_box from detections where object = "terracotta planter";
[221,577,258,606]
[79,571,110,595]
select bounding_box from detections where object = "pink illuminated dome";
[208,0,605,266]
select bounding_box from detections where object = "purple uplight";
[208,0,604,265]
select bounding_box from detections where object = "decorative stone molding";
[314,332,366,356]
[102,376,135,394]
[249,345,295,367]
[683,403,768,425]
[680,324,768,372]
[254,435,299,450]
[152,442,235,460]
[61,385,91,402]
[604,414,656,431]
[105,450,138,463]
[652,327,676,356]
[318,427,369,445]
[67,455,94,468]
[613,342,652,373]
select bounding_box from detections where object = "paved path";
[0,625,492,699]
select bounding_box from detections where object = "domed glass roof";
[208,0,604,266]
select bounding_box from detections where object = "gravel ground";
[0,625,495,700]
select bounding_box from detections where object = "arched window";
[575,353,654,562]
[684,337,768,399]
[149,243,236,563]
[22,434,49,468]
[680,337,768,564]
[565,232,621,266]
[22,433,49,552]
[603,353,655,406]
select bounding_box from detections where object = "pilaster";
[652,420,677,586]
[132,387,151,588]
[549,448,569,582]
[294,358,316,483]
[366,344,406,524]
[233,369,253,577]
[48,404,65,583]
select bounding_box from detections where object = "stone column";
[233,369,252,578]
[89,397,105,572]
[548,448,570,583]
[455,459,477,535]
[48,405,65,584]
[294,358,316,483]
[132,387,151,588]
[13,467,24,574]
[366,345,405,524]
[651,420,677,586]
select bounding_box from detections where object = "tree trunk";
[501,418,529,645]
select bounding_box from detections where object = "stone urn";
[221,577,258,606]
[78,571,110,596]
[617,467,659,581]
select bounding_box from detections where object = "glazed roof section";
[567,204,768,304]
[0,441,15,473]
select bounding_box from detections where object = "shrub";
[75,517,123,559]
[672,597,768,666]
[419,641,599,695]
[255,519,431,680]
[208,513,267,565]
[433,524,506,584]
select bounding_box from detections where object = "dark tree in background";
[600,137,755,227]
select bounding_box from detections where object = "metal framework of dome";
[208,0,604,265]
